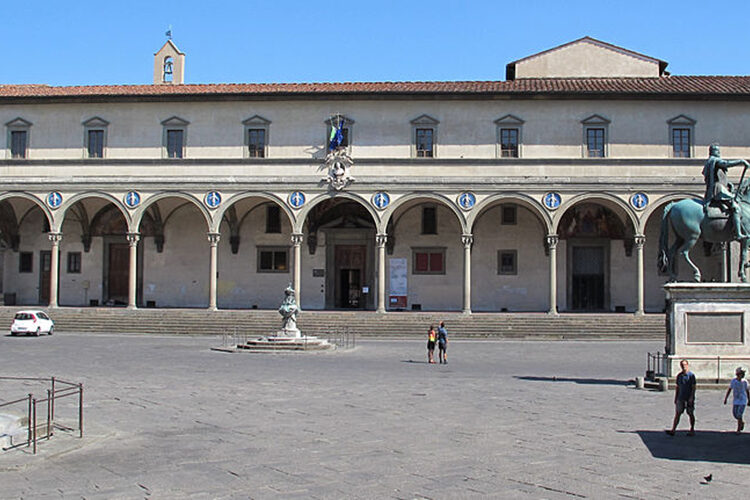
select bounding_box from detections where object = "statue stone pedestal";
[665,283,750,379]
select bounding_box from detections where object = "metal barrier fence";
[646,352,666,380]
[326,327,356,349]
[0,376,83,454]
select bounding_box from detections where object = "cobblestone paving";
[1,333,749,499]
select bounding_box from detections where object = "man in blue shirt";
[667,359,696,436]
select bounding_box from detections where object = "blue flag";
[329,119,344,150]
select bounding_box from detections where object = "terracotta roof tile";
[1,76,750,98]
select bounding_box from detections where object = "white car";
[10,310,54,336]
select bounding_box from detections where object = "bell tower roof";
[154,39,185,85]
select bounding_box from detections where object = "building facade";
[1,37,747,314]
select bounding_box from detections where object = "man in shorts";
[667,359,696,436]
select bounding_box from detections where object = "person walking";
[437,321,448,364]
[667,359,696,436]
[427,325,437,364]
[724,366,750,434]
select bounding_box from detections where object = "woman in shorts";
[427,325,436,364]
[724,366,750,434]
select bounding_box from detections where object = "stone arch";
[553,192,637,236]
[0,192,52,230]
[295,192,380,233]
[468,193,551,234]
[382,192,466,234]
[214,192,295,233]
[134,192,211,233]
[61,192,130,231]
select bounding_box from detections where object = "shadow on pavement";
[514,376,629,386]
[631,430,750,464]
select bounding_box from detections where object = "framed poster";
[389,258,407,308]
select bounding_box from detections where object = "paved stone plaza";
[1,333,749,499]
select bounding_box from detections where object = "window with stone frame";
[257,247,288,273]
[67,252,82,273]
[581,114,610,158]
[495,114,524,158]
[501,205,517,225]
[412,247,445,274]
[411,114,439,158]
[416,128,434,157]
[265,205,281,233]
[668,115,695,158]
[497,250,518,275]
[6,117,31,159]
[422,206,437,234]
[324,115,354,152]
[19,252,32,273]
[82,116,109,159]
[243,115,271,158]
[161,116,189,159]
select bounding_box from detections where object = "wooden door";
[334,245,366,308]
[571,246,605,310]
[108,243,129,304]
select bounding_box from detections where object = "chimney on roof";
[154,40,185,85]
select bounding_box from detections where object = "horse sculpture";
[658,179,750,282]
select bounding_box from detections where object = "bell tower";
[153,40,185,85]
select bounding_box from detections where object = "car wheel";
[10,331,16,336]
[34,328,40,337]
[48,326,54,336]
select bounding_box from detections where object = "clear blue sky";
[5,0,750,86]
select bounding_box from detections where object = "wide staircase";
[0,307,665,340]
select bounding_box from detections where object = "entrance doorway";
[334,245,366,308]
[106,243,129,304]
[570,245,606,311]
[38,250,51,305]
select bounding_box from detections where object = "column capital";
[291,233,304,246]
[376,233,388,248]
[127,232,141,245]
[545,234,559,249]
[634,234,646,247]
[47,232,63,244]
[207,232,221,246]
[461,234,473,247]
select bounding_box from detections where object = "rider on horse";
[702,144,749,240]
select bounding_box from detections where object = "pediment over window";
[82,116,110,127]
[242,115,271,126]
[494,114,525,125]
[410,114,439,125]
[160,116,190,126]
[667,114,696,125]
[5,117,32,128]
[324,115,355,126]
[581,114,610,125]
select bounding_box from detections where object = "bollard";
[635,377,644,389]
[657,377,669,392]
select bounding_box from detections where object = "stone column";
[462,234,473,314]
[207,233,220,311]
[126,232,140,309]
[291,233,304,308]
[546,234,559,315]
[47,232,62,308]
[634,234,646,316]
[376,233,387,313]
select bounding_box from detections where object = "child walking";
[427,325,436,364]
[724,366,750,434]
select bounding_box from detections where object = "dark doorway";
[107,243,129,304]
[571,246,605,310]
[335,245,366,308]
[38,250,51,305]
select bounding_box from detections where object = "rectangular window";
[498,250,518,275]
[248,128,266,158]
[19,252,32,273]
[413,248,445,274]
[501,205,517,225]
[10,130,27,158]
[258,247,288,272]
[422,206,437,234]
[265,205,281,233]
[586,128,605,158]
[166,129,184,158]
[67,252,82,273]
[87,130,104,158]
[500,128,519,158]
[672,128,691,158]
[415,128,434,157]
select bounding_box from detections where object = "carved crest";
[321,148,355,191]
